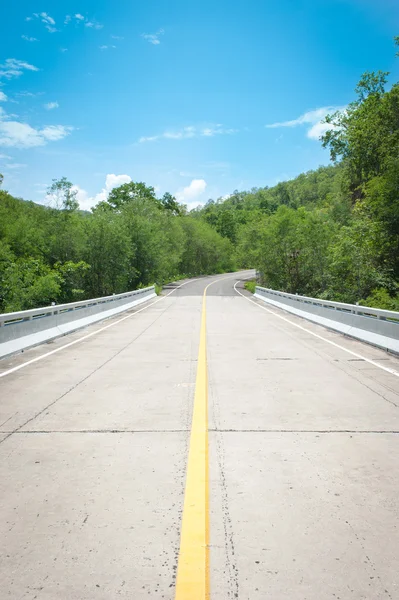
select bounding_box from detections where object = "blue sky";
[0,0,398,209]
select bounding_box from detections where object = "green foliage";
[48,177,79,211]
[83,209,132,296]
[54,261,91,302]
[322,72,399,194]
[161,192,185,216]
[179,217,235,275]
[244,280,256,294]
[106,181,160,211]
[1,257,62,311]
[238,205,335,295]
[360,288,399,311]
[0,177,233,312]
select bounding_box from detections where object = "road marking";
[0,279,197,380]
[175,280,217,600]
[234,281,399,378]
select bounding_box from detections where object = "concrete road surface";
[1,272,398,599]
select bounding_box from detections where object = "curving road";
[0,272,398,599]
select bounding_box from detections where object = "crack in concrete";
[4,428,398,434]
[4,429,190,434]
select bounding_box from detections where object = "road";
[0,272,398,599]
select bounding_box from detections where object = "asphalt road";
[0,272,398,599]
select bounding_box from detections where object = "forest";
[0,46,398,313]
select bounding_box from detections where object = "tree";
[161,192,184,216]
[322,71,399,193]
[1,257,62,311]
[83,211,133,296]
[47,177,79,211]
[106,182,160,211]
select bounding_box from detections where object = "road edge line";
[0,279,197,379]
[234,281,399,378]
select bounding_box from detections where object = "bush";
[360,288,399,311]
[244,280,256,294]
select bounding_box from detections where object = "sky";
[0,0,398,210]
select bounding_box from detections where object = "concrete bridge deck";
[0,272,398,599]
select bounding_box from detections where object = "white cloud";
[99,45,116,50]
[306,120,334,140]
[85,20,103,29]
[44,102,59,110]
[0,153,11,159]
[68,14,103,28]
[265,106,344,140]
[105,173,132,189]
[0,108,73,148]
[0,58,39,79]
[27,12,57,32]
[0,92,7,101]
[40,12,55,25]
[40,125,72,141]
[70,185,92,210]
[22,35,38,42]
[176,179,207,205]
[139,124,237,143]
[111,35,124,40]
[60,48,68,52]
[40,12,57,32]
[70,174,132,210]
[141,29,164,45]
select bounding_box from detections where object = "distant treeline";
[0,180,234,312]
[1,45,398,312]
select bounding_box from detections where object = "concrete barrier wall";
[254,286,399,354]
[0,286,156,359]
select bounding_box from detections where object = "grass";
[244,280,256,294]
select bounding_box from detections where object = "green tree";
[84,210,133,296]
[161,192,184,216]
[106,181,160,211]
[48,177,79,211]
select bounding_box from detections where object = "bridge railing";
[254,286,399,354]
[0,286,156,358]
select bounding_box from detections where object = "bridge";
[1,272,398,599]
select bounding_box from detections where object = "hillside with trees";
[1,43,398,312]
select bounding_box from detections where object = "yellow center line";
[175,280,216,600]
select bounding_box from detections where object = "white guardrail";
[254,286,399,354]
[0,286,156,359]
